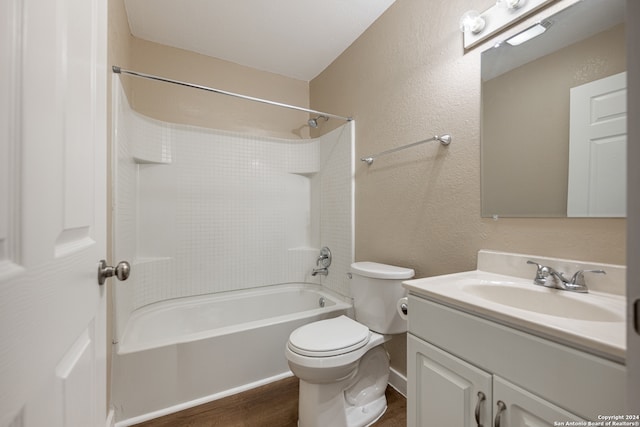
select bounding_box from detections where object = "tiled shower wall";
[112,78,353,339]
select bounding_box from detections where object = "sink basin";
[402,269,626,361]
[462,283,624,322]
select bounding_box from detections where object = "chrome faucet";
[312,246,332,277]
[312,267,328,276]
[526,260,606,293]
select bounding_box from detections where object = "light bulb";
[496,0,525,10]
[459,10,486,34]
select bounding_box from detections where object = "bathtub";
[111,283,351,426]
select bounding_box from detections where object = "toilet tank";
[350,262,415,334]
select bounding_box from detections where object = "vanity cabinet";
[407,295,626,426]
[492,376,584,426]
[408,335,493,427]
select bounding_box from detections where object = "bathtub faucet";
[312,247,331,276]
[312,267,329,276]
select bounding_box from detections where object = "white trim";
[105,408,115,427]
[388,366,407,398]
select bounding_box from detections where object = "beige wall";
[127,40,311,140]
[310,0,626,375]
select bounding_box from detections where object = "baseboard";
[105,408,115,427]
[388,367,407,397]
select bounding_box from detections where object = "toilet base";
[296,345,390,427]
[298,380,387,427]
[345,394,387,427]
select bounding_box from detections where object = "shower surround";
[111,77,354,348]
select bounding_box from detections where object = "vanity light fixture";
[505,20,551,46]
[460,0,552,49]
[496,0,526,10]
[459,10,486,34]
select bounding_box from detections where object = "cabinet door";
[492,376,585,426]
[408,334,492,427]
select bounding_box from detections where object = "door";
[0,0,107,425]
[628,0,640,413]
[408,335,493,427]
[567,72,627,217]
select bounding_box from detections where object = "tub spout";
[312,267,328,276]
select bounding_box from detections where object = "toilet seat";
[288,316,370,357]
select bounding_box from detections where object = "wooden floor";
[134,376,406,427]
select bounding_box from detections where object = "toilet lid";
[288,315,370,357]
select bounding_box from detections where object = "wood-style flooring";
[134,376,406,427]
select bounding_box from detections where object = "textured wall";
[309,0,626,375]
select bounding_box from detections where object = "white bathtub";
[112,283,351,426]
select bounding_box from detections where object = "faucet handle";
[527,259,551,275]
[570,269,606,286]
[316,247,332,268]
[527,260,553,285]
[526,260,545,275]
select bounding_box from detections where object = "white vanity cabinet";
[407,295,626,427]
[407,334,493,427]
[408,336,585,426]
[492,376,584,426]
[408,335,493,427]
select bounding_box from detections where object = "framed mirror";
[481,0,626,218]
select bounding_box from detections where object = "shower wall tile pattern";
[112,79,137,336]
[319,124,355,298]
[112,79,353,338]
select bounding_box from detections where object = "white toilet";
[285,261,415,427]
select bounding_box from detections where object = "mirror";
[481,0,626,218]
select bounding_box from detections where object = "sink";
[402,268,626,361]
[462,283,624,322]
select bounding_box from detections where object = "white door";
[567,72,627,217]
[0,0,108,425]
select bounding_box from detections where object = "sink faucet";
[526,260,606,293]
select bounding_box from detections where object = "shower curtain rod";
[112,66,352,122]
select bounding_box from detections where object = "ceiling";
[124,0,396,82]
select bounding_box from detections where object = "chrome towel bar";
[360,134,452,165]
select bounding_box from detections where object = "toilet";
[285,262,415,427]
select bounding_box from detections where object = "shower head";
[308,115,329,128]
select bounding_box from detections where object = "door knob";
[98,260,131,285]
